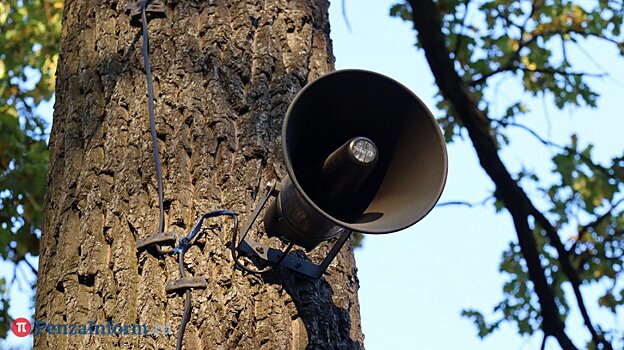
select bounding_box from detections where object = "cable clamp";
[126,0,166,27]
[173,237,191,254]
[165,276,208,293]
[136,231,177,250]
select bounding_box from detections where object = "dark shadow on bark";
[84,29,143,149]
[259,259,363,350]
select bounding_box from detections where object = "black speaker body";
[264,69,448,249]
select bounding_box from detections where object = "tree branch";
[492,120,619,181]
[406,1,613,349]
[541,333,548,350]
[7,245,38,276]
[469,20,615,87]
[20,256,39,276]
[506,122,618,350]
[437,196,494,208]
[341,0,352,32]
[530,208,613,350]
[519,66,607,78]
[470,64,607,87]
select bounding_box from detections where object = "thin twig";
[7,245,39,276]
[20,257,38,276]
[519,66,607,78]
[570,36,622,86]
[492,120,619,181]
[341,0,352,32]
[437,196,494,208]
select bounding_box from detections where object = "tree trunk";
[35,1,364,349]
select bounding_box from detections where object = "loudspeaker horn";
[236,69,448,278]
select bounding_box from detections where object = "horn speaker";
[236,69,447,278]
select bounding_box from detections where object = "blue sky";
[3,1,624,349]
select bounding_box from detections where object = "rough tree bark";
[35,1,364,349]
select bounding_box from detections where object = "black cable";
[177,209,293,275]
[176,252,191,350]
[140,0,165,234]
[173,211,237,350]
[177,290,191,349]
[180,210,294,275]
[227,212,295,275]
[175,210,238,254]
[138,2,291,346]
[139,1,181,347]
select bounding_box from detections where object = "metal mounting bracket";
[126,0,166,27]
[235,179,352,279]
[165,276,208,293]
[238,229,351,279]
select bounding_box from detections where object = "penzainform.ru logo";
[11,318,173,338]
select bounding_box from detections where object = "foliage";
[0,278,9,338]
[0,0,62,337]
[392,0,624,347]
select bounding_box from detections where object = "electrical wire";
[173,211,238,350]
[177,252,191,350]
[176,209,293,277]
[138,1,183,348]
[229,215,295,275]
[140,0,164,234]
[177,289,191,349]
[138,2,292,347]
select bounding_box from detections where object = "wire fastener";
[166,276,208,293]
[126,0,166,27]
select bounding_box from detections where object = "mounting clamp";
[235,180,352,279]
[126,0,166,27]
[136,231,177,250]
[165,276,208,293]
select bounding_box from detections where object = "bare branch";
[7,245,38,276]
[492,120,620,181]
[470,64,607,87]
[519,66,607,78]
[341,0,352,32]
[469,64,515,86]
[437,196,494,208]
[20,257,38,276]
[570,38,622,86]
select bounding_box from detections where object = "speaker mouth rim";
[281,69,448,234]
